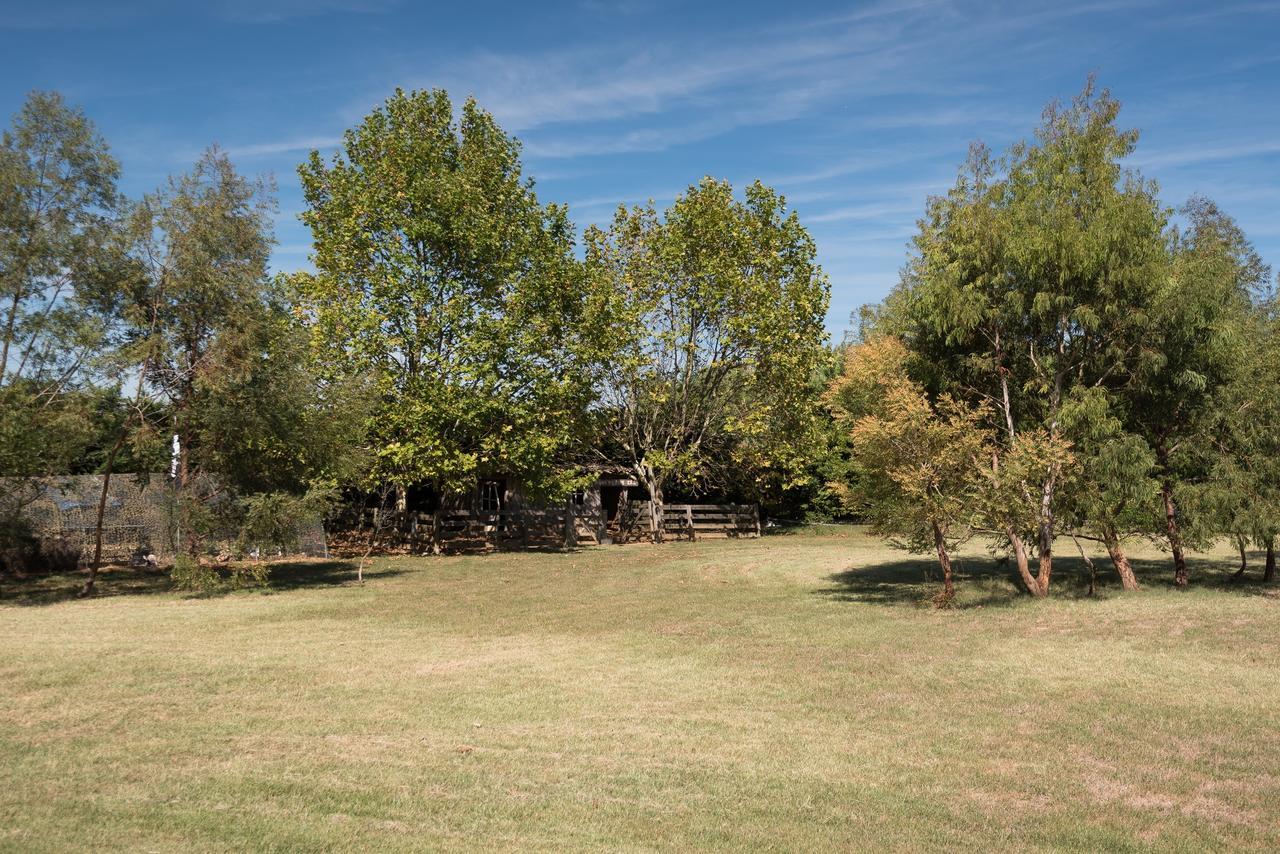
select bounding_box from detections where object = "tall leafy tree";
[1125,197,1270,585]
[0,91,122,524]
[109,147,276,560]
[293,89,604,521]
[584,178,829,539]
[886,80,1167,596]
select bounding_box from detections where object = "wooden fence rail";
[615,502,760,543]
[350,501,759,553]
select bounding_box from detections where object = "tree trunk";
[1103,529,1140,591]
[79,434,128,597]
[1036,520,1053,596]
[1232,534,1248,580]
[1265,538,1276,583]
[1161,480,1189,587]
[563,499,577,550]
[1006,526,1043,597]
[931,522,955,607]
[636,464,664,544]
[1071,535,1098,597]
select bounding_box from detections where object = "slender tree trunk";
[1071,535,1098,597]
[636,464,664,544]
[1006,526,1042,597]
[79,434,127,597]
[1103,529,1140,591]
[82,331,157,597]
[0,289,22,388]
[1161,480,1189,587]
[1232,534,1248,580]
[931,522,955,607]
[1265,538,1276,583]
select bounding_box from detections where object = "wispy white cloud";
[225,136,343,158]
[1132,140,1280,170]
[806,201,922,224]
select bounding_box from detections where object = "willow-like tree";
[827,337,990,605]
[584,178,829,540]
[293,89,605,521]
[1126,198,1271,585]
[885,79,1167,596]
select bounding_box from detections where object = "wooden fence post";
[686,505,696,542]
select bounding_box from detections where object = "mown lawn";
[2,530,1278,851]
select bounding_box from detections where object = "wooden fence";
[615,502,760,543]
[345,501,759,553]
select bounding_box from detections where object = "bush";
[171,553,221,594]
[0,514,40,575]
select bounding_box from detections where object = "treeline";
[2,80,1274,600]
[0,87,829,591]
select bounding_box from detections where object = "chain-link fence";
[5,474,327,569]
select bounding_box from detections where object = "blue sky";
[2,0,1277,335]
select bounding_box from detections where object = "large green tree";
[293,89,604,520]
[886,80,1168,596]
[584,178,829,539]
[105,147,278,563]
[1124,197,1270,585]
[0,92,122,521]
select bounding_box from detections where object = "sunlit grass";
[2,531,1277,851]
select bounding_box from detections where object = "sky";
[2,0,1278,336]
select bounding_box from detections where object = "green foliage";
[0,91,125,514]
[170,553,219,594]
[883,79,1169,591]
[171,550,267,594]
[293,88,603,501]
[235,489,333,558]
[584,177,830,506]
[1123,197,1266,548]
[827,337,990,557]
[0,91,122,393]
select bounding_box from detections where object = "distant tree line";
[0,87,829,589]
[1,79,1274,601]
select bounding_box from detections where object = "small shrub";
[227,561,269,590]
[0,514,41,575]
[171,553,222,594]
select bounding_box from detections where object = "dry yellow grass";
[2,530,1278,851]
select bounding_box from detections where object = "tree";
[1171,208,1276,584]
[0,91,122,554]
[1122,197,1263,586]
[885,79,1168,596]
[827,337,990,605]
[584,178,829,539]
[293,89,603,531]
[112,147,276,563]
[1056,387,1155,590]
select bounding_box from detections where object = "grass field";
[2,530,1278,851]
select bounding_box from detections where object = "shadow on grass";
[817,551,1279,609]
[0,558,393,607]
